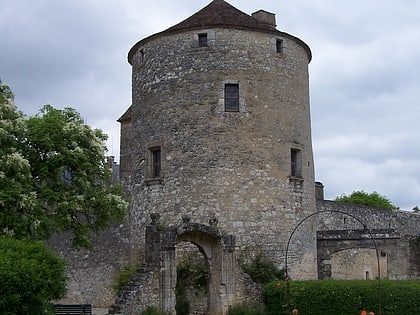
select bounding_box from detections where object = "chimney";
[252,10,277,29]
[315,182,324,200]
[107,156,115,168]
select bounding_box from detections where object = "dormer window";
[271,37,286,54]
[198,33,208,47]
[194,30,214,48]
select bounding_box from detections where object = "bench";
[53,304,92,315]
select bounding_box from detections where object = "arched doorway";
[158,220,237,315]
[175,242,209,315]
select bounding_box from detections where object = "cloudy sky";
[1,0,419,210]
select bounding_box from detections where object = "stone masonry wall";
[316,200,420,279]
[108,270,161,315]
[119,119,132,190]
[128,26,317,279]
[49,223,130,308]
[316,199,420,235]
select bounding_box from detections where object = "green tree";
[335,190,397,210]
[0,80,127,247]
[0,81,33,237]
[0,237,66,315]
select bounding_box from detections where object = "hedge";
[262,280,420,315]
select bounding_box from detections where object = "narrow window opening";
[224,84,239,112]
[291,148,301,177]
[198,33,208,47]
[139,48,145,63]
[276,39,283,53]
[151,147,161,177]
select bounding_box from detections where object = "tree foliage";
[0,80,127,247]
[335,190,397,210]
[243,253,285,284]
[0,237,66,315]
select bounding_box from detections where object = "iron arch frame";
[284,210,383,315]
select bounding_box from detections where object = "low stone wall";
[316,200,420,279]
[49,223,130,308]
[108,269,160,315]
[316,199,420,235]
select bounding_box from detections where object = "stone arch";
[316,229,399,279]
[158,220,236,315]
[331,247,388,280]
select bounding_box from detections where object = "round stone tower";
[122,0,317,279]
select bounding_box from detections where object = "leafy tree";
[335,190,397,210]
[0,81,14,102]
[0,80,127,247]
[413,206,419,213]
[0,81,33,237]
[0,237,66,315]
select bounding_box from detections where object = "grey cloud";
[1,0,419,210]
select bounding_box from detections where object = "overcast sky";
[1,0,419,210]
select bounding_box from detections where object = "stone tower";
[120,0,317,279]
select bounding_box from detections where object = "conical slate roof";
[128,0,311,64]
[166,0,275,33]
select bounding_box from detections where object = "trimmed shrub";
[263,280,420,315]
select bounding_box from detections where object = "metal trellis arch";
[284,209,383,315]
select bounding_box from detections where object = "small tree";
[0,80,128,314]
[0,237,66,314]
[0,81,128,247]
[335,190,397,210]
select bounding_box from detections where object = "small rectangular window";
[151,147,161,177]
[276,39,283,53]
[224,84,239,112]
[198,33,208,47]
[291,148,301,177]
